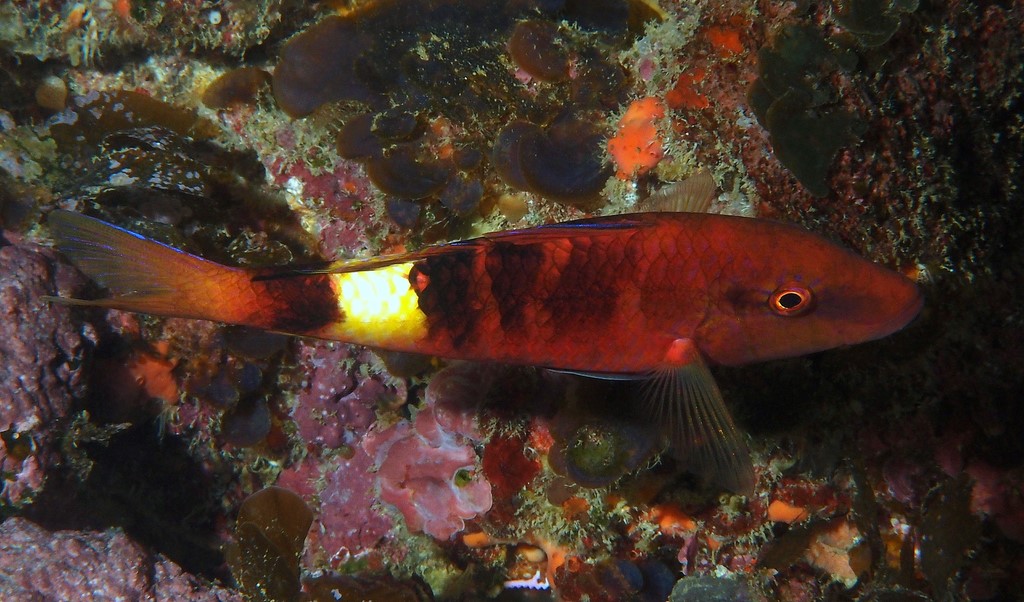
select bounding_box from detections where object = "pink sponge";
[363,405,492,540]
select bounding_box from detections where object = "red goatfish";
[47,175,922,494]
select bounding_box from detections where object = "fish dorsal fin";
[253,245,458,279]
[640,342,755,495]
[639,169,717,213]
[271,214,662,280]
[479,212,654,244]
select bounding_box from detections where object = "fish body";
[47,204,922,494]
[50,211,920,371]
[317,212,922,373]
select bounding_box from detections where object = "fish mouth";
[870,284,924,339]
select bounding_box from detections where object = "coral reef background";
[1,0,1021,600]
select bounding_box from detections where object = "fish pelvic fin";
[641,340,755,496]
[46,211,259,325]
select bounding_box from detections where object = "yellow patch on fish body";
[329,262,426,346]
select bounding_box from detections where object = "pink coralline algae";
[363,396,492,540]
[290,343,391,451]
[0,518,243,601]
[268,158,382,260]
[316,450,396,559]
[278,342,399,566]
[0,243,89,508]
[277,451,395,568]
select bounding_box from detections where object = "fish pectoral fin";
[641,352,755,496]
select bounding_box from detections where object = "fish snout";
[853,274,924,343]
[883,280,924,335]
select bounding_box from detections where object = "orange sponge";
[607,97,666,180]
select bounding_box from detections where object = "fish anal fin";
[549,368,645,381]
[641,339,755,495]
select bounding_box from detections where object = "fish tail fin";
[47,210,258,325]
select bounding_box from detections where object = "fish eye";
[769,286,814,316]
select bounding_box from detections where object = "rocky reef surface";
[1,0,1021,600]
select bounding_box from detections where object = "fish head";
[695,218,923,366]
